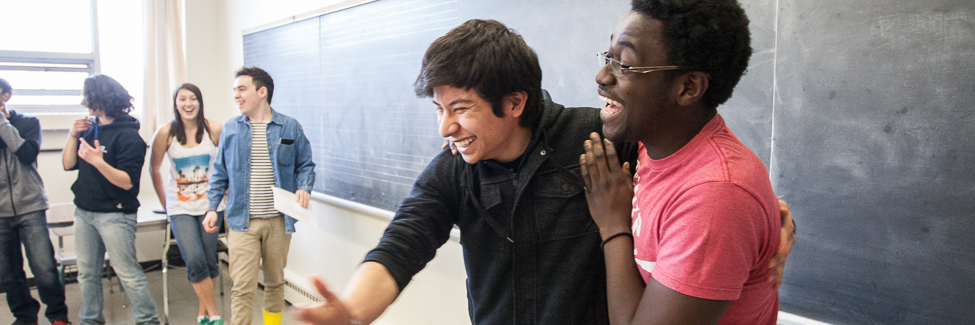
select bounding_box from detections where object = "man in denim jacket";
[204,67,315,325]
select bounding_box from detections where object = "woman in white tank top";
[148,83,225,325]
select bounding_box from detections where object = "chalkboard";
[243,0,975,323]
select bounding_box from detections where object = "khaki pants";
[228,217,292,325]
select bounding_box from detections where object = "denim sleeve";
[363,151,459,291]
[293,122,316,193]
[208,122,231,212]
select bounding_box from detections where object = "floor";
[0,263,300,325]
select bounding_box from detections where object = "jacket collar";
[236,108,282,125]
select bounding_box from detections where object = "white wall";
[184,1,471,324]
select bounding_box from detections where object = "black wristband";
[600,231,633,250]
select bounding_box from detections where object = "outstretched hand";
[579,132,634,237]
[292,276,355,324]
[767,199,797,290]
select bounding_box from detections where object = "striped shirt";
[249,123,281,218]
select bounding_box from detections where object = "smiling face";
[175,88,200,122]
[434,85,528,164]
[596,11,679,144]
[233,75,267,118]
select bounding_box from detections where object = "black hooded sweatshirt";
[68,114,146,214]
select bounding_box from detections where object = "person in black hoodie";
[61,74,160,325]
[1,78,71,325]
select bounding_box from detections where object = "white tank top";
[165,127,224,215]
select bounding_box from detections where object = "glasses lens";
[599,52,622,77]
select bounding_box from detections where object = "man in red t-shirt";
[579,0,789,324]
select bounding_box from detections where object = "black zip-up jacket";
[364,93,638,325]
[67,115,146,214]
[0,110,48,217]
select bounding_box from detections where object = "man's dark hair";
[632,0,752,109]
[236,66,275,105]
[83,74,134,119]
[0,77,11,95]
[415,19,543,129]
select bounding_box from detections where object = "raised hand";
[579,132,634,236]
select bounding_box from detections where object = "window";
[0,0,143,120]
[0,0,98,115]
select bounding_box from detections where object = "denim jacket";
[364,94,638,325]
[208,110,316,233]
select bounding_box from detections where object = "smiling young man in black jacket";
[0,78,71,325]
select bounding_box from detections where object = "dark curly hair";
[414,19,543,129]
[631,0,752,109]
[83,74,134,118]
[169,83,212,145]
[236,66,275,105]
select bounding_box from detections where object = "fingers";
[296,190,310,208]
[311,275,341,303]
[601,138,621,173]
[588,132,609,175]
[580,154,592,191]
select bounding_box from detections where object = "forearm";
[602,235,647,325]
[62,137,79,170]
[91,160,134,190]
[150,169,167,210]
[341,262,400,324]
[0,119,25,151]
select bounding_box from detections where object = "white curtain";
[141,0,186,139]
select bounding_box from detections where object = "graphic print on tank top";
[172,153,212,201]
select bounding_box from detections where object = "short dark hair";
[415,19,543,129]
[236,66,275,105]
[83,74,134,119]
[631,0,752,109]
[0,77,11,95]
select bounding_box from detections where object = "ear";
[258,86,268,101]
[675,72,709,107]
[503,91,528,118]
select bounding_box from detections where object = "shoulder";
[9,112,40,129]
[151,123,173,144]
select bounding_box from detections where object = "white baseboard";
[779,311,832,325]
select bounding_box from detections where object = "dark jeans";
[0,209,69,324]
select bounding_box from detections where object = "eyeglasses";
[598,51,685,77]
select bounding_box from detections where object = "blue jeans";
[169,212,223,283]
[0,209,69,324]
[74,208,159,325]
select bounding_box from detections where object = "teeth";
[600,95,622,106]
[455,137,475,147]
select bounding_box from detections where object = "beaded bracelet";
[600,231,633,250]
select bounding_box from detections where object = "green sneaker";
[197,315,209,325]
[208,316,224,325]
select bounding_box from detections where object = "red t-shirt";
[631,114,780,324]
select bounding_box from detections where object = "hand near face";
[0,102,8,119]
[69,117,93,137]
[291,276,354,325]
[78,138,105,165]
[580,132,634,236]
